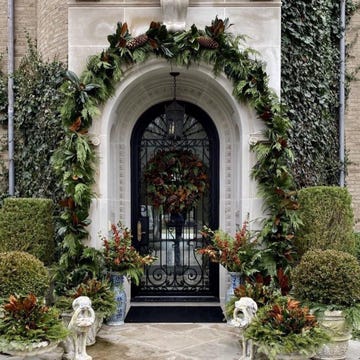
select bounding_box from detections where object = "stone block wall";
[346,8,360,230]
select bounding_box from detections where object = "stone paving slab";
[0,325,359,359]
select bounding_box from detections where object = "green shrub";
[292,249,360,307]
[294,186,355,257]
[0,251,50,298]
[0,197,55,264]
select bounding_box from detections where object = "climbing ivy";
[11,41,66,203]
[281,0,355,187]
[52,18,299,290]
[0,62,8,195]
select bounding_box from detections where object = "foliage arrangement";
[0,251,50,299]
[225,274,275,319]
[55,278,116,318]
[143,149,208,214]
[197,221,263,275]
[292,249,360,308]
[0,197,55,264]
[101,223,156,285]
[52,245,104,297]
[281,0,355,187]
[0,294,68,351]
[294,186,355,257]
[245,296,330,359]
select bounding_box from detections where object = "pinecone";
[197,36,219,49]
[126,34,149,50]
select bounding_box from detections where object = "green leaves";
[281,0,354,187]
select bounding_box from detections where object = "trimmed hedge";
[292,249,360,306]
[0,198,55,264]
[0,251,50,299]
[294,186,355,257]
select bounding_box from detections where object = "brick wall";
[37,0,68,64]
[0,0,7,68]
[0,0,37,71]
[345,8,360,230]
[0,0,67,71]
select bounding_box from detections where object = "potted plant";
[55,277,117,345]
[0,293,69,356]
[197,220,264,320]
[291,249,360,359]
[244,296,330,360]
[101,222,156,325]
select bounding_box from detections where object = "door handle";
[137,220,143,241]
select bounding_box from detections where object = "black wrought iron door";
[130,102,219,301]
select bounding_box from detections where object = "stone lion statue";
[62,296,96,360]
[230,297,258,360]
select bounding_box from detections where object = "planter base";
[312,340,350,360]
[313,310,351,360]
[0,341,59,357]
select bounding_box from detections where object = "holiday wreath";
[143,149,208,214]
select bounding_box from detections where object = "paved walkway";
[88,323,360,360]
[1,323,360,359]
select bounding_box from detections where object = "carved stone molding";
[160,0,189,32]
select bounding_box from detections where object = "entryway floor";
[88,323,242,360]
[87,323,360,360]
[1,323,360,359]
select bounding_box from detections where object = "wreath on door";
[143,149,208,214]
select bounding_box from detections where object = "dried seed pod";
[126,34,149,50]
[197,36,219,49]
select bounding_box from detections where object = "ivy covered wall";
[0,42,66,204]
[281,0,355,188]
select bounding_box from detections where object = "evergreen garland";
[52,17,299,289]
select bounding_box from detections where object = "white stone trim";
[87,58,265,250]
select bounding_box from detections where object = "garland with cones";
[52,17,299,291]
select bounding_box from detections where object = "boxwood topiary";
[0,197,55,264]
[0,251,50,298]
[294,186,355,257]
[292,249,360,307]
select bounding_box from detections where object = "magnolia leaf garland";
[143,149,208,214]
[53,17,299,282]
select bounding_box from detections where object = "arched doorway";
[130,101,219,301]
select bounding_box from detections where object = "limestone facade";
[346,10,360,230]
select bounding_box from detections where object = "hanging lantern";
[165,72,184,140]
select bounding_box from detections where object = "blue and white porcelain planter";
[106,272,127,326]
[225,271,243,323]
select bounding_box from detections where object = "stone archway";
[85,60,265,302]
[55,16,296,298]
[87,60,265,250]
